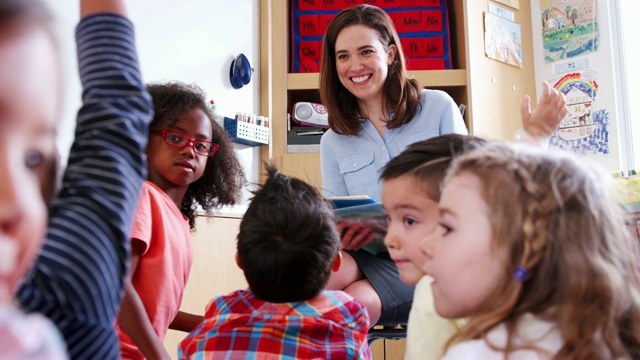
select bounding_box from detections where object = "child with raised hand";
[3,0,154,358]
[179,165,371,359]
[422,141,640,359]
[117,81,245,359]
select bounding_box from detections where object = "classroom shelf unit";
[259,0,537,192]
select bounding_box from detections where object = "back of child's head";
[237,165,340,303]
[380,134,486,201]
[445,141,640,358]
[146,81,245,229]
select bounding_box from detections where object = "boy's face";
[0,25,60,297]
[382,175,439,285]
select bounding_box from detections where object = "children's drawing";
[549,70,609,155]
[484,12,523,68]
[541,0,599,63]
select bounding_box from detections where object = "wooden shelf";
[286,73,319,90]
[286,69,467,90]
[409,69,467,87]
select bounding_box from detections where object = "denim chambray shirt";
[320,89,467,201]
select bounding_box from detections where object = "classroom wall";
[530,0,629,172]
[44,0,261,214]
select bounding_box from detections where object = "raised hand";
[521,81,567,139]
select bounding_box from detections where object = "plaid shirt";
[179,289,371,359]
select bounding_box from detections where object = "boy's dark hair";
[146,82,245,229]
[237,164,340,303]
[380,134,486,201]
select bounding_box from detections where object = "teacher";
[319,4,467,326]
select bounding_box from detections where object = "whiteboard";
[45,0,261,215]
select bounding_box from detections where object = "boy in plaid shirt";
[179,165,371,359]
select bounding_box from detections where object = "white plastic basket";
[223,117,269,146]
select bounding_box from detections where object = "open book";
[327,196,388,255]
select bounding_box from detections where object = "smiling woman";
[317,4,468,328]
[333,24,396,127]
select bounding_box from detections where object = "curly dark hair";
[146,81,245,229]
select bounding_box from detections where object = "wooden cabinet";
[260,0,537,191]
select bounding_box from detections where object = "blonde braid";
[514,163,552,281]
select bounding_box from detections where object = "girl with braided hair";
[421,141,640,359]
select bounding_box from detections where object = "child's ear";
[235,251,243,270]
[331,251,342,272]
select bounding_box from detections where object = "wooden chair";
[367,323,407,346]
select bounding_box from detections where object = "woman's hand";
[338,220,374,251]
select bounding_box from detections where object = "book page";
[334,202,388,255]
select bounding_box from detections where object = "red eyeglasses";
[153,129,219,157]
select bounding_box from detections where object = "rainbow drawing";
[553,72,598,99]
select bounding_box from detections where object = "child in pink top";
[117,82,245,360]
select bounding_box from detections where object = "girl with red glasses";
[116,81,245,360]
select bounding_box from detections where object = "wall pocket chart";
[290,0,453,73]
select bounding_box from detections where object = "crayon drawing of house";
[541,0,598,62]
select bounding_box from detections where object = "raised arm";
[520,81,567,142]
[80,0,126,16]
[17,1,153,358]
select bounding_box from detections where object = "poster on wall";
[540,0,599,63]
[484,12,523,67]
[493,0,520,9]
[548,69,610,155]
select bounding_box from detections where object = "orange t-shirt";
[117,181,193,359]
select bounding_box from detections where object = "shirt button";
[353,163,357,168]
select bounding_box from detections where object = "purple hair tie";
[513,266,529,282]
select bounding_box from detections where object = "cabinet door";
[282,152,322,191]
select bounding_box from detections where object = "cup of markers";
[213,101,268,147]
[235,112,269,128]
